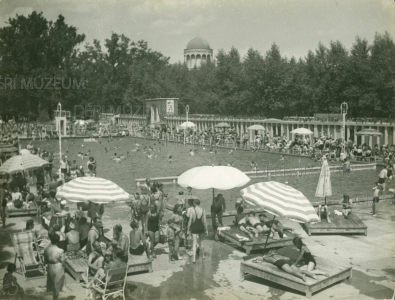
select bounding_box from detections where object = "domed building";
[184,37,213,69]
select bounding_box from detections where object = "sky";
[0,0,394,63]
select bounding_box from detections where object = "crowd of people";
[1,122,395,299]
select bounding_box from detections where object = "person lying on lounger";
[292,237,329,278]
[258,214,294,238]
[246,212,278,238]
[261,250,317,282]
[234,207,259,239]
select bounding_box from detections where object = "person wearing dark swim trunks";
[129,221,150,260]
[378,165,391,192]
[261,250,313,281]
[247,212,277,238]
[235,207,258,238]
[259,213,294,238]
[293,237,329,278]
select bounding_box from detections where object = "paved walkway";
[0,202,394,300]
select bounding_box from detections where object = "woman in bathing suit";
[293,237,329,278]
[262,250,317,281]
[188,199,208,263]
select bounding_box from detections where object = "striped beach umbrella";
[240,181,319,223]
[0,154,49,174]
[241,181,319,253]
[56,177,129,204]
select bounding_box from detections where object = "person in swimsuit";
[234,207,258,238]
[293,237,329,278]
[86,241,104,281]
[247,212,277,238]
[262,250,316,281]
[111,224,129,263]
[371,182,383,217]
[187,199,208,263]
[378,165,391,192]
[146,205,160,259]
[211,194,226,235]
[258,213,294,238]
[129,221,150,260]
[170,204,184,260]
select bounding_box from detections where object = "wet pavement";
[0,202,394,300]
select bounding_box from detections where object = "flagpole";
[57,103,62,180]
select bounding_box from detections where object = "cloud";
[4,6,34,21]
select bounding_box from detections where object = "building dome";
[186,37,211,50]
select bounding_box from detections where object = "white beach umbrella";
[178,165,250,200]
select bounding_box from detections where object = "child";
[3,263,24,297]
[341,194,352,219]
[166,220,175,262]
[371,182,382,217]
[168,155,172,163]
[292,237,329,278]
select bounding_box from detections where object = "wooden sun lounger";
[65,254,153,283]
[65,258,88,283]
[7,205,38,217]
[304,206,367,236]
[240,257,352,298]
[217,225,295,254]
[165,203,265,219]
[128,254,152,274]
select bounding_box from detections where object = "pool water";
[21,137,386,214]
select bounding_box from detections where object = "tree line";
[0,11,394,123]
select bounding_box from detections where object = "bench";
[65,258,88,283]
[7,205,38,217]
[128,254,152,274]
[218,225,295,254]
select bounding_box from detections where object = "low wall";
[135,163,376,186]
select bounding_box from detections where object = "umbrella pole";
[262,215,276,254]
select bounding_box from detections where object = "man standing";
[86,217,102,255]
[48,177,60,201]
[111,224,129,263]
[378,164,392,192]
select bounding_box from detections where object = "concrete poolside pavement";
[0,202,394,300]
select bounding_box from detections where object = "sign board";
[166,100,174,114]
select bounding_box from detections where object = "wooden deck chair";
[10,232,46,280]
[89,266,128,300]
